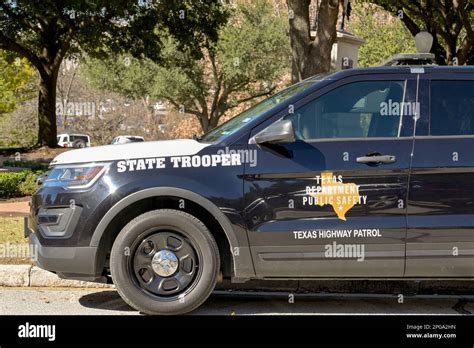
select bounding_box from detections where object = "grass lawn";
[0,216,33,264]
[0,217,27,244]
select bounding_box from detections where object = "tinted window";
[430,80,474,135]
[285,81,405,140]
[72,135,89,142]
[200,75,329,143]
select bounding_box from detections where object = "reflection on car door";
[244,75,417,278]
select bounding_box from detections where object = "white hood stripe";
[51,139,210,165]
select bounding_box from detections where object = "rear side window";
[430,80,474,135]
[78,136,89,142]
[285,81,406,140]
[72,135,89,142]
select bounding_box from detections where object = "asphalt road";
[1,287,474,315]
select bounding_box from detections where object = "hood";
[51,139,210,166]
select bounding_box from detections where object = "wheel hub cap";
[151,249,179,277]
[132,231,198,296]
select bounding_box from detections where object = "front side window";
[430,80,474,136]
[285,81,406,140]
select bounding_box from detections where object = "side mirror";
[251,119,296,145]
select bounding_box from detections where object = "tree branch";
[0,3,41,33]
[0,32,46,76]
[166,98,201,116]
[234,86,277,105]
[454,0,473,42]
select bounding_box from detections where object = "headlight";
[43,163,110,189]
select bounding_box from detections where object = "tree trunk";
[197,113,210,133]
[209,113,220,130]
[287,0,339,83]
[37,67,59,147]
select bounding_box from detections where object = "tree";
[0,50,35,114]
[86,0,291,134]
[347,2,416,67]
[287,0,341,83]
[366,0,474,65]
[83,56,160,131]
[153,1,291,133]
[0,1,228,147]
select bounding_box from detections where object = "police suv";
[26,61,474,314]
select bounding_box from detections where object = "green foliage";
[0,50,35,114]
[18,171,39,196]
[216,1,290,94]
[0,0,229,146]
[362,0,473,65]
[3,160,49,171]
[84,0,290,133]
[0,171,28,198]
[0,1,229,63]
[83,56,159,100]
[151,0,291,131]
[0,170,44,198]
[348,2,416,67]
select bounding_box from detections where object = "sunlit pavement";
[0,287,473,315]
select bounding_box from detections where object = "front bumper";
[26,222,106,283]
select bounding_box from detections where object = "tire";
[110,209,220,315]
[72,139,86,148]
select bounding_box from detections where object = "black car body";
[26,65,474,314]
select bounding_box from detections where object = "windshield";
[200,78,321,143]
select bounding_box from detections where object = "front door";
[244,75,417,278]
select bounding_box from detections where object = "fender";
[90,187,255,281]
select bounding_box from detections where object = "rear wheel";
[110,209,220,315]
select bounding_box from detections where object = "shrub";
[0,170,43,198]
[2,160,49,171]
[0,172,28,198]
[18,172,39,196]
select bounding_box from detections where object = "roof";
[325,65,474,80]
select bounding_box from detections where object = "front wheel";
[110,209,220,315]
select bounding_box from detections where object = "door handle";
[356,155,396,164]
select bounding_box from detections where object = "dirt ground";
[0,200,30,216]
[0,146,68,164]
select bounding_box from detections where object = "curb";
[0,265,112,288]
[2,264,474,294]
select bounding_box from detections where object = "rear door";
[407,73,474,277]
[244,73,417,278]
